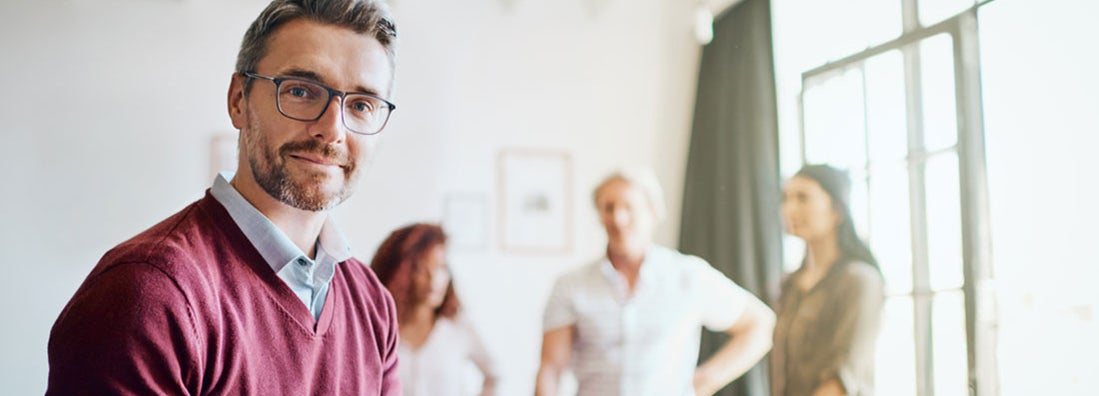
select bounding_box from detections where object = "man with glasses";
[47,1,401,394]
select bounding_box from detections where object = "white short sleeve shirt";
[398,316,495,396]
[543,245,753,396]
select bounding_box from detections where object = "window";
[792,1,994,395]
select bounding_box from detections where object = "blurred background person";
[536,169,774,396]
[772,164,885,396]
[371,223,498,396]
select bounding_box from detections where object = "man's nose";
[612,208,631,226]
[309,96,348,144]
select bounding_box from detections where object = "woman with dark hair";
[772,165,885,396]
[371,223,497,396]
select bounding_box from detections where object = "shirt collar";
[599,245,661,295]
[210,172,352,272]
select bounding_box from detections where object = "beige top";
[771,261,885,396]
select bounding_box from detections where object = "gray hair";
[592,168,667,221]
[235,0,397,93]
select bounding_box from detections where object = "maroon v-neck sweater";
[47,192,401,395]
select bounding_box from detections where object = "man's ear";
[228,73,248,130]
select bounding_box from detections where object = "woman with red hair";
[371,223,497,396]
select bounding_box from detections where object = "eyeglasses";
[241,71,396,135]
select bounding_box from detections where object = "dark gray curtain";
[678,0,782,395]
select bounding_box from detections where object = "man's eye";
[349,99,376,113]
[281,82,321,100]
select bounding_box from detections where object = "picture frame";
[497,148,572,254]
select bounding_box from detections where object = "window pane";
[919,0,976,27]
[920,34,958,152]
[850,0,904,51]
[850,168,871,246]
[803,69,866,169]
[925,153,964,290]
[869,163,913,294]
[933,290,969,396]
[876,296,917,396]
[787,0,903,65]
[865,50,908,162]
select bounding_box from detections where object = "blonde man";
[536,169,775,396]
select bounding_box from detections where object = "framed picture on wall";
[498,148,573,254]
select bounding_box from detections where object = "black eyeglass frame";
[240,71,396,135]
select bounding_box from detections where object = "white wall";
[979,1,1099,394]
[0,0,703,394]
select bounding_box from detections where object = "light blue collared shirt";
[210,172,352,320]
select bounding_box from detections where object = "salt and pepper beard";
[243,108,361,212]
